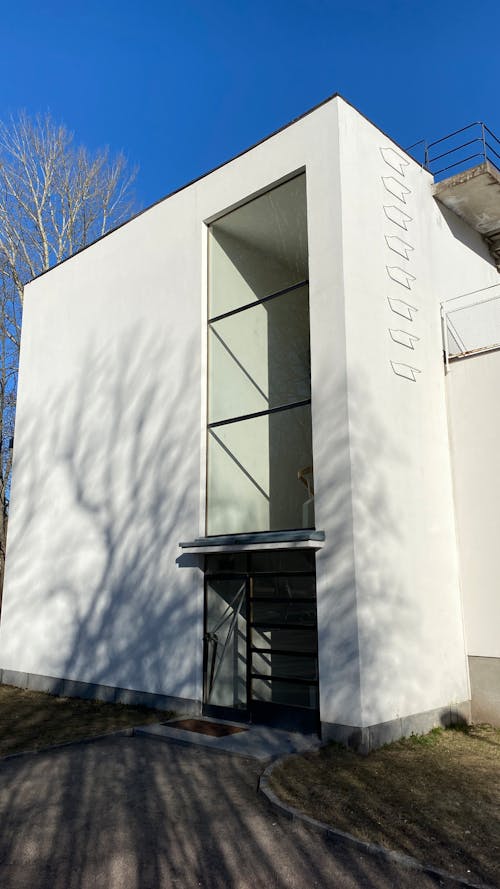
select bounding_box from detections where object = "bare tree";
[0,112,137,597]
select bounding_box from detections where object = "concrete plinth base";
[321,701,471,754]
[0,669,201,716]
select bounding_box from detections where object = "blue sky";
[0,0,497,210]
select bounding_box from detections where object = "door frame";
[202,552,320,732]
[202,572,251,723]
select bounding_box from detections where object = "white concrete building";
[0,95,499,750]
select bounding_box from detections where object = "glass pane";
[268,404,314,530]
[252,575,316,599]
[207,404,314,535]
[205,553,248,575]
[207,414,270,535]
[205,579,247,709]
[209,175,308,318]
[252,600,316,626]
[249,550,315,573]
[208,286,310,424]
[251,678,318,709]
[252,651,318,680]
[251,626,317,653]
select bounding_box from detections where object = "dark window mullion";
[250,570,316,578]
[208,398,311,430]
[251,648,317,657]
[208,278,309,325]
[252,596,316,603]
[251,674,319,685]
[251,622,316,630]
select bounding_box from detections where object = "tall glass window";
[207,174,314,535]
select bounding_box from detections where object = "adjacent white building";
[0,95,498,750]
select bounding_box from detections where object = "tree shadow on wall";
[311,351,467,744]
[0,331,473,888]
[2,326,202,701]
[0,327,445,889]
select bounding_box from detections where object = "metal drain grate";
[162,718,248,737]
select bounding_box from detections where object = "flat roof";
[27,91,424,286]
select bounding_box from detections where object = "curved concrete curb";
[259,757,495,889]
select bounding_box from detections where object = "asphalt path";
[0,735,461,888]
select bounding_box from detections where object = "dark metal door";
[203,552,319,733]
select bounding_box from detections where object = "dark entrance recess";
[203,550,319,733]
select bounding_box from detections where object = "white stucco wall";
[0,188,205,701]
[446,349,500,658]
[0,98,361,717]
[335,101,495,727]
[1,95,493,731]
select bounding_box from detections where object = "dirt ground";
[270,724,500,887]
[0,684,172,756]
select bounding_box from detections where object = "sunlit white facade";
[0,95,498,749]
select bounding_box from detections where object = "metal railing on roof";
[407,122,500,180]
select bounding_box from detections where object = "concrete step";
[134,716,322,761]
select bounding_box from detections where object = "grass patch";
[270,724,500,887]
[399,726,445,747]
[0,684,172,757]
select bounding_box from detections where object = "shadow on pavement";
[0,735,457,889]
